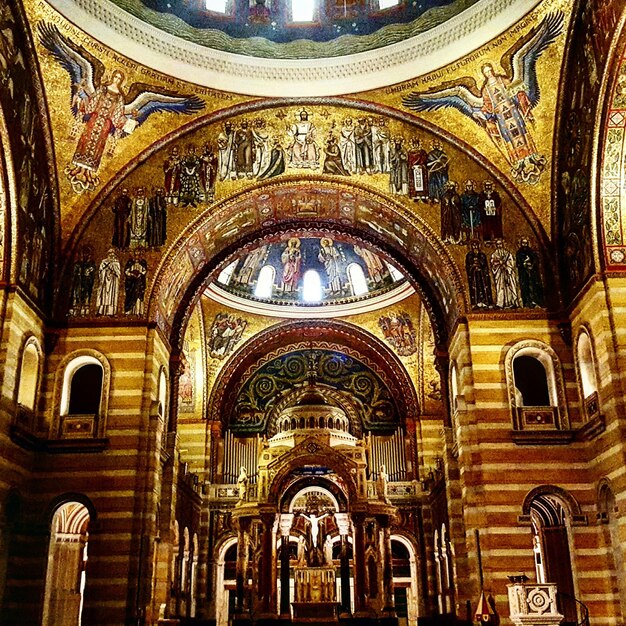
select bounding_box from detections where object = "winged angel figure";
[38,23,205,193]
[402,12,563,185]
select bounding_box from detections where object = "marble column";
[234,519,250,614]
[381,520,396,617]
[259,512,277,616]
[335,513,351,615]
[352,512,367,614]
[279,514,293,617]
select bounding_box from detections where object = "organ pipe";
[224,430,258,483]
[369,427,406,481]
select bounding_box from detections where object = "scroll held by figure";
[402,12,564,185]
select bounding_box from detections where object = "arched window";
[17,339,40,411]
[513,356,550,407]
[206,0,230,14]
[576,330,600,421]
[302,270,322,302]
[217,259,238,286]
[347,263,369,296]
[68,365,103,415]
[291,0,316,22]
[506,341,569,439]
[449,363,459,414]
[158,369,168,420]
[42,501,91,626]
[58,353,110,440]
[254,265,275,299]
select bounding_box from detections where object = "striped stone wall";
[447,300,626,626]
[1,315,170,624]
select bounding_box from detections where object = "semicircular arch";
[206,318,420,435]
[151,178,464,350]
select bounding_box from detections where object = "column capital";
[278,513,294,537]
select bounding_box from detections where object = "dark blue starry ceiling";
[113,0,477,59]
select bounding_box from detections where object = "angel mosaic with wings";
[38,23,205,193]
[402,12,564,185]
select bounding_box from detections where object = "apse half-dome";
[210,233,410,314]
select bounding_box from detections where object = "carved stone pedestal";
[508,582,564,626]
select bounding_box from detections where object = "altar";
[292,566,338,622]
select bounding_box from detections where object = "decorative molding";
[205,280,415,319]
[510,429,574,446]
[208,320,420,431]
[521,484,585,522]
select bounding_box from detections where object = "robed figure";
[258,139,286,180]
[402,12,564,184]
[129,187,149,248]
[408,138,429,201]
[465,241,493,308]
[38,24,204,192]
[479,181,503,241]
[440,182,462,244]
[426,142,449,202]
[389,139,409,195]
[287,110,319,169]
[112,188,132,249]
[96,249,121,316]
[69,245,96,316]
[322,133,349,176]
[460,180,482,243]
[516,238,544,307]
[147,189,167,248]
[163,147,181,204]
[281,238,302,293]
[124,254,147,315]
[318,238,343,294]
[491,240,521,308]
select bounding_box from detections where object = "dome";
[269,384,356,447]
[45,0,536,95]
[125,0,478,58]
[208,232,412,316]
[296,386,330,407]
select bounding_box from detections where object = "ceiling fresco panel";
[58,101,555,334]
[26,0,250,239]
[373,0,570,233]
[601,46,626,269]
[0,0,58,314]
[557,0,624,300]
